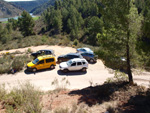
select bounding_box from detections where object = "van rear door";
[45,58,55,68]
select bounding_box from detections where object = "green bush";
[0,54,32,74]
[11,55,32,72]
[73,39,79,46]
[0,55,12,74]
[11,56,25,71]
[41,35,48,43]
[27,48,33,53]
[0,64,11,74]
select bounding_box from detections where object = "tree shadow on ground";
[57,70,87,76]
[69,81,150,113]
[120,89,150,113]
[69,81,129,106]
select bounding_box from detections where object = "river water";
[0,13,35,22]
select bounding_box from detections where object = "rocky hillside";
[0,0,23,18]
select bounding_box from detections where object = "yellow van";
[27,55,56,72]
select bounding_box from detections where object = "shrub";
[51,77,70,92]
[12,50,22,55]
[0,55,12,74]
[0,54,32,74]
[0,84,6,101]
[27,48,33,53]
[11,55,32,72]
[0,63,11,74]
[6,52,10,55]
[60,37,71,46]
[73,39,79,46]
[41,35,48,43]
[106,70,128,83]
[11,56,25,71]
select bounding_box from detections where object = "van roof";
[70,58,87,62]
[38,55,55,60]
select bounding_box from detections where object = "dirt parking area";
[0,45,149,91]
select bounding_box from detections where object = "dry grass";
[0,82,42,113]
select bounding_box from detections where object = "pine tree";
[98,0,143,83]
[18,11,35,37]
[87,16,103,45]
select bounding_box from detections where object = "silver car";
[80,52,97,63]
[77,47,93,53]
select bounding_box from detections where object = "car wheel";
[32,68,37,72]
[82,68,86,72]
[50,65,55,69]
[90,59,94,63]
[63,69,68,73]
[58,59,62,63]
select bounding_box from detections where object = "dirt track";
[0,45,149,91]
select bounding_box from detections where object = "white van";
[59,58,88,72]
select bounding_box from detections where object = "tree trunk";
[126,0,133,84]
[126,30,133,83]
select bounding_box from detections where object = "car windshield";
[37,51,41,53]
[67,60,72,66]
[81,48,85,51]
[32,58,39,64]
[64,55,67,58]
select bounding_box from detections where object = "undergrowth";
[0,53,32,74]
[51,77,70,93]
[0,82,42,113]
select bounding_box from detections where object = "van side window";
[71,62,76,66]
[46,58,54,63]
[82,61,86,65]
[74,55,79,58]
[46,51,51,54]
[38,60,44,64]
[67,55,72,59]
[77,62,82,66]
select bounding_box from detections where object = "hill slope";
[0,0,23,18]
[11,0,49,12]
[30,0,55,15]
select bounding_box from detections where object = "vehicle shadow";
[88,61,97,65]
[24,68,54,75]
[57,70,87,76]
